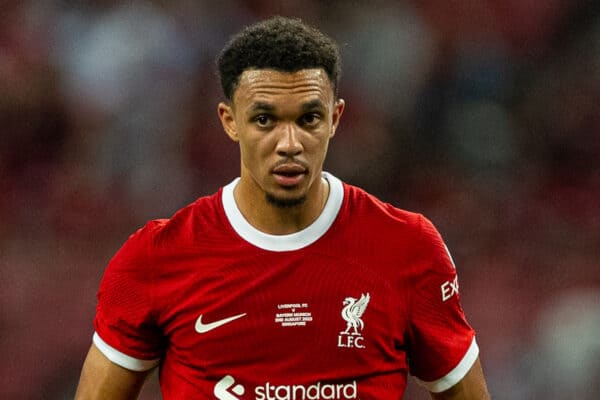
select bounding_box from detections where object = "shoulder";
[150,189,227,246]
[340,182,452,266]
[108,189,226,268]
[342,182,429,234]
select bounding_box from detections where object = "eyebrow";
[301,99,326,112]
[248,99,326,115]
[249,102,275,113]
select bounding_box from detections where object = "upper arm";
[430,357,490,400]
[408,217,478,386]
[75,343,151,400]
[407,217,488,398]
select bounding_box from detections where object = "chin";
[265,192,307,208]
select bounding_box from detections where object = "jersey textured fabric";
[93,172,478,399]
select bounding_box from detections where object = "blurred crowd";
[1,1,598,399]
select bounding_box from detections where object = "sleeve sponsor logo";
[441,276,459,302]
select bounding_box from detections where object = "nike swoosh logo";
[195,313,247,333]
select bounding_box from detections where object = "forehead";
[233,68,334,109]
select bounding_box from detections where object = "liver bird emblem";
[340,293,370,335]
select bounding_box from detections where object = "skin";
[75,344,149,400]
[218,68,344,234]
[75,67,490,399]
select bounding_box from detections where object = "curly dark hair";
[217,16,342,100]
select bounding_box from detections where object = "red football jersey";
[94,172,478,399]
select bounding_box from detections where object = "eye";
[299,113,321,127]
[254,114,274,128]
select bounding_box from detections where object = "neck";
[233,175,329,235]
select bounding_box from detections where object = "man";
[76,16,490,399]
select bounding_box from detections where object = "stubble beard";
[265,192,307,208]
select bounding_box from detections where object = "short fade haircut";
[217,16,342,101]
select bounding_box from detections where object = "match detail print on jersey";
[274,303,313,327]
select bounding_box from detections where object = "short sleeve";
[407,216,478,393]
[93,222,166,371]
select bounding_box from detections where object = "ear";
[218,102,239,142]
[330,99,345,138]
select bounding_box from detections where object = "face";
[218,68,344,208]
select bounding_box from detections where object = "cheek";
[308,133,331,157]
[239,136,273,168]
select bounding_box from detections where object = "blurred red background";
[1,1,598,399]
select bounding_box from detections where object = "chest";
[155,249,410,375]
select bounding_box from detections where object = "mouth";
[272,163,307,187]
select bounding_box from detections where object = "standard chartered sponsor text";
[254,380,358,400]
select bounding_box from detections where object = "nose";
[275,123,303,157]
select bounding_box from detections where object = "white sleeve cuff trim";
[93,332,160,372]
[414,337,479,393]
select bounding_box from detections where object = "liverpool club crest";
[337,293,370,349]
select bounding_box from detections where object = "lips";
[273,163,306,175]
[272,163,307,186]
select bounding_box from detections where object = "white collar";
[221,172,344,251]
